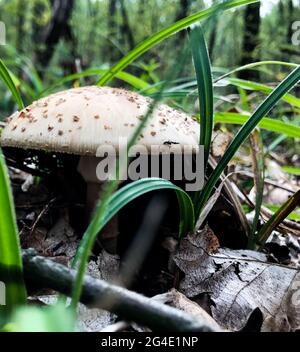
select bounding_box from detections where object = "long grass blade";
[189,25,213,169]
[258,190,300,248]
[225,78,300,108]
[73,178,194,273]
[0,59,24,109]
[214,61,298,83]
[0,148,27,313]
[194,66,300,219]
[264,205,300,221]
[40,69,151,98]
[281,166,300,176]
[105,178,194,238]
[214,112,300,139]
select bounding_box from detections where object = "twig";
[231,183,300,234]
[208,156,250,238]
[29,198,56,236]
[22,249,219,332]
[238,171,296,193]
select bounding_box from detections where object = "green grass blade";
[0,59,24,110]
[74,178,194,269]
[194,66,300,219]
[105,178,194,238]
[225,78,300,109]
[214,112,300,139]
[40,69,151,98]
[215,61,298,83]
[264,205,300,221]
[258,190,300,248]
[266,134,287,152]
[189,25,213,169]
[281,166,300,176]
[97,0,259,86]
[70,178,194,310]
[0,148,27,313]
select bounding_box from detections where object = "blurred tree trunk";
[16,0,27,54]
[119,0,135,50]
[32,1,43,42]
[175,0,191,21]
[174,0,192,43]
[278,1,285,35]
[208,17,218,60]
[207,0,218,59]
[33,0,75,75]
[239,3,261,80]
[281,0,300,61]
[287,0,295,44]
[138,0,146,18]
[32,0,46,63]
[107,0,119,62]
[286,0,299,96]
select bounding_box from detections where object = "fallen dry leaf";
[211,131,232,158]
[173,227,300,331]
[33,295,116,332]
[153,289,222,331]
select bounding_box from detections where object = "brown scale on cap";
[55,98,66,106]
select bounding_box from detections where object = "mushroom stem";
[77,156,119,253]
[85,182,103,215]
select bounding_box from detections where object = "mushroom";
[0,86,200,246]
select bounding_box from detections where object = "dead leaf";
[95,250,120,282]
[34,295,116,332]
[77,303,116,332]
[153,289,222,331]
[211,131,232,158]
[45,217,78,258]
[173,227,300,331]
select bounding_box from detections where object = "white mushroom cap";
[0,86,200,155]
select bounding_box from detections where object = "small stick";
[22,249,219,332]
